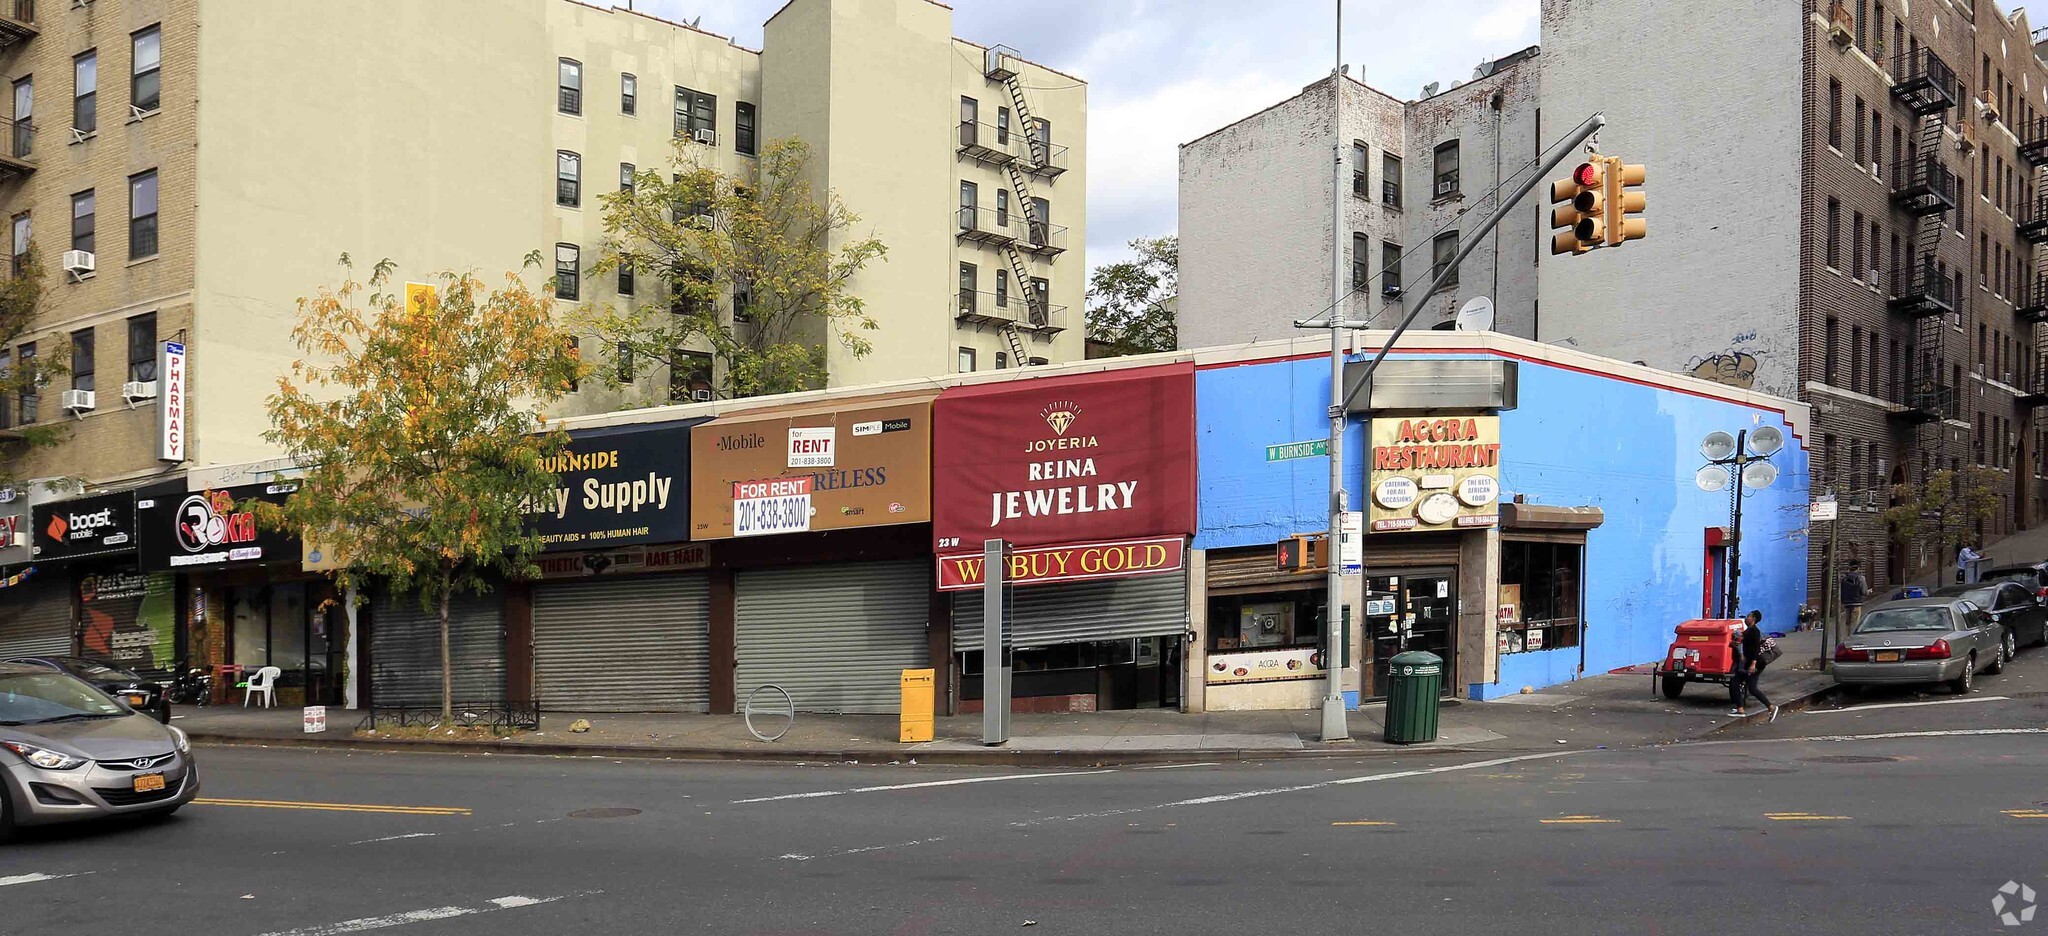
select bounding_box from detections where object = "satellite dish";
[1700,431,1738,462]
[1695,465,1730,492]
[1455,297,1496,332]
[1742,461,1780,490]
[1748,425,1785,457]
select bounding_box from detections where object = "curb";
[1703,679,1841,734]
[184,731,1493,768]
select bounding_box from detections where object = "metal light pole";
[1319,0,1349,742]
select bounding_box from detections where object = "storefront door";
[1367,569,1457,699]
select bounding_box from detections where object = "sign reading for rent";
[733,476,813,537]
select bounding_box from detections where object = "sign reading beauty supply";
[690,398,932,539]
[524,418,705,551]
[1367,415,1502,533]
[932,363,1197,550]
[31,491,137,562]
[936,535,1185,591]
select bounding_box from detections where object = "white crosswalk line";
[0,872,92,887]
[249,892,594,936]
[731,769,1116,804]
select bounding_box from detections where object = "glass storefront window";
[1499,540,1584,654]
[1206,592,1324,653]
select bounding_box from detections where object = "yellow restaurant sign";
[1366,415,1501,533]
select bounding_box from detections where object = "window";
[996,189,1009,227]
[675,86,715,139]
[1031,118,1051,164]
[731,279,751,322]
[1825,316,1839,384]
[995,351,1008,370]
[960,95,977,128]
[669,350,712,402]
[128,169,156,259]
[1828,79,1841,150]
[958,180,976,230]
[1030,197,1050,245]
[558,58,581,115]
[1030,275,1049,318]
[9,212,25,279]
[554,244,579,301]
[1432,140,1459,197]
[1205,591,1327,655]
[70,327,92,393]
[71,189,93,254]
[735,101,756,156]
[127,313,154,382]
[1890,339,1902,402]
[1870,220,1882,282]
[16,342,34,422]
[620,73,636,115]
[131,25,160,114]
[958,347,976,373]
[1826,198,1839,269]
[1351,142,1367,198]
[996,268,1009,307]
[1382,153,1402,208]
[996,106,1010,145]
[1851,212,1863,277]
[1499,540,1584,653]
[556,151,580,208]
[1351,233,1368,289]
[1431,232,1458,287]
[1979,322,1988,367]
[1871,111,1881,171]
[562,336,580,392]
[11,76,30,159]
[617,263,634,296]
[0,349,10,429]
[1853,97,1865,166]
[615,343,634,384]
[1851,326,1863,391]
[73,50,95,134]
[1382,242,1402,294]
[619,162,634,193]
[1982,233,1991,286]
[1868,331,1881,398]
[958,261,975,313]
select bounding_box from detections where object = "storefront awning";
[1500,503,1605,531]
[690,392,936,540]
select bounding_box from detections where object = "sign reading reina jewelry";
[523,418,704,551]
[1367,415,1502,532]
[691,399,931,539]
[932,364,1197,550]
[936,535,1185,591]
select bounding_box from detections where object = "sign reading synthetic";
[690,398,932,540]
[932,364,1196,550]
[523,418,703,551]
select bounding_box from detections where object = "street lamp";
[1696,425,1784,616]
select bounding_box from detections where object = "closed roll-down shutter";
[0,580,72,658]
[735,560,928,714]
[955,568,1188,648]
[533,574,709,712]
[370,590,505,706]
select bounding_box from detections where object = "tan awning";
[1501,503,1605,531]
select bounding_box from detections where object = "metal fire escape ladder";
[983,46,1050,362]
[1890,47,1961,435]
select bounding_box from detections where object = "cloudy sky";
[639,0,1540,275]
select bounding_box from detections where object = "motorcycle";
[166,661,212,707]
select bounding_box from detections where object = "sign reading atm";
[936,535,1185,591]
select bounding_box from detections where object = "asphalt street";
[6,658,2048,935]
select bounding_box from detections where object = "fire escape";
[967,46,1068,367]
[1888,47,1961,439]
[2018,53,2048,480]
[0,1,37,189]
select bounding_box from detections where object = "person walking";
[1838,559,1869,646]
[1729,610,1780,722]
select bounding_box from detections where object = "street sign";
[1338,511,1363,574]
[1265,439,1328,462]
[1809,500,1838,522]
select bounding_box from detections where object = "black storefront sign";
[528,418,705,552]
[31,491,138,562]
[137,482,303,572]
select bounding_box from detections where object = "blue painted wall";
[1194,352,1810,701]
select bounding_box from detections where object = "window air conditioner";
[1382,284,1403,298]
[691,389,713,402]
[692,128,717,145]
[1436,179,1456,196]
[122,380,157,401]
[60,389,95,413]
[61,249,94,275]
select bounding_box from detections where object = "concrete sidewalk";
[178,632,1836,765]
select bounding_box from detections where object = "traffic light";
[1603,159,1647,246]
[1549,160,1602,255]
[1276,534,1328,572]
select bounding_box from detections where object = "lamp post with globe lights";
[1696,425,1785,616]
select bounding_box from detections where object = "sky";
[638,0,1541,279]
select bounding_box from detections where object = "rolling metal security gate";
[734,560,928,714]
[0,579,72,658]
[532,574,710,712]
[370,591,505,705]
[953,568,1188,647]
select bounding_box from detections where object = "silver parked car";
[1833,597,2010,694]
[0,662,199,840]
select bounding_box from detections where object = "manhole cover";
[1718,767,1797,775]
[1799,755,1897,765]
[568,807,642,819]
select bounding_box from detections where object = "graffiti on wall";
[1686,350,1760,390]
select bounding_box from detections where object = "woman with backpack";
[1730,610,1781,723]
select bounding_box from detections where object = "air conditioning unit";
[121,380,157,402]
[691,128,717,145]
[1827,2,1853,46]
[691,389,713,402]
[1984,100,2002,124]
[60,389,95,413]
[1382,284,1403,298]
[1436,180,1456,196]
[61,250,95,276]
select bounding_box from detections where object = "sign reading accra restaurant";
[1366,415,1502,533]
[932,363,1197,551]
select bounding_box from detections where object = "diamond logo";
[1996,881,2038,927]
[1040,400,1080,437]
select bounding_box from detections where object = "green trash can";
[1383,650,1444,744]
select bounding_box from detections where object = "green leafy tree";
[1884,467,2002,567]
[578,138,885,400]
[257,255,583,721]
[1086,235,1178,356]
[0,250,72,485]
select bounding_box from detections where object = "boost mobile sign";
[525,419,704,551]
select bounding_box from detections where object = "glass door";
[1367,569,1458,698]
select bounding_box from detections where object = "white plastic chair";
[243,666,282,708]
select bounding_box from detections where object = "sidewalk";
[179,633,1835,766]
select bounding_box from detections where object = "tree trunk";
[438,573,453,724]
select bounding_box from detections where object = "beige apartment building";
[0,0,1085,486]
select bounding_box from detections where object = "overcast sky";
[638,0,1540,278]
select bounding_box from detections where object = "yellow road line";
[1540,815,1618,824]
[193,797,471,816]
[1765,812,1851,821]
[2003,809,2048,819]
[1332,821,1397,827]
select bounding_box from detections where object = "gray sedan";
[1833,597,2009,694]
[0,662,199,840]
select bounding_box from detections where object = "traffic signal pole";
[1306,111,1607,742]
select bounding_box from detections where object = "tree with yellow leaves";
[259,254,583,722]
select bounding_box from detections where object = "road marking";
[1332,820,1397,827]
[1135,762,1219,770]
[193,797,471,816]
[2004,809,2048,819]
[1687,727,2048,748]
[1540,815,1618,824]
[1810,696,2009,714]
[0,872,92,888]
[347,832,437,846]
[248,892,594,936]
[731,769,1115,804]
[1766,812,1852,821]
